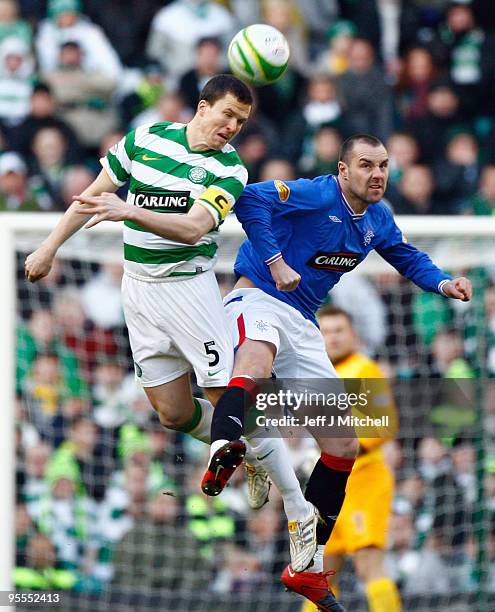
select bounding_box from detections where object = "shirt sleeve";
[196,164,248,228]
[100,129,136,186]
[234,180,284,265]
[234,178,323,266]
[375,208,452,294]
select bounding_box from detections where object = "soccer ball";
[227,24,290,86]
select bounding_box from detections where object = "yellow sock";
[301,601,318,612]
[366,577,401,612]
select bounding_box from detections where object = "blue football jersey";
[234,175,451,324]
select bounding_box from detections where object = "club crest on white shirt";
[188,166,208,184]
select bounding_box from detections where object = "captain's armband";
[196,186,234,223]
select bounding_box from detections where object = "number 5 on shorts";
[204,340,220,366]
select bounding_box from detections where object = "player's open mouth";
[218,133,229,141]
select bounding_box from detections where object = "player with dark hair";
[338,134,383,165]
[201,134,471,610]
[25,73,253,466]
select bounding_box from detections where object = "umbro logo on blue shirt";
[328,215,342,223]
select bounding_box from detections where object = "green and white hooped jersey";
[100,121,248,281]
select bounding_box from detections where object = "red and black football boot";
[201,440,246,496]
[281,564,346,611]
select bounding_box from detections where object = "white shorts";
[223,288,338,379]
[122,270,234,388]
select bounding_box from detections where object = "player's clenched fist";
[441,276,472,301]
[269,258,301,292]
[25,246,55,282]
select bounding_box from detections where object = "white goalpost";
[0,219,15,596]
[0,212,123,594]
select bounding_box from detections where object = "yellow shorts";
[325,459,394,556]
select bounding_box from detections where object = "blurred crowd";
[6,0,495,608]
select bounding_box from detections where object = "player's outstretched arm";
[127,200,215,244]
[25,169,118,282]
[375,210,473,302]
[75,192,215,245]
[377,239,473,303]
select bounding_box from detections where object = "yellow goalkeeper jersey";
[335,353,397,468]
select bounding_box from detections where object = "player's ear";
[197,99,208,116]
[338,160,348,180]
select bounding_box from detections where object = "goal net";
[2,213,495,611]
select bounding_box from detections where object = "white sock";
[245,434,312,522]
[307,545,324,573]
[209,438,229,460]
[188,397,214,444]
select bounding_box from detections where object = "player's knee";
[153,404,187,431]
[344,437,360,457]
[337,437,359,458]
[233,339,276,378]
